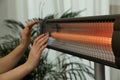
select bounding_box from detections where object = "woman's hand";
[21,21,39,48]
[25,34,49,70]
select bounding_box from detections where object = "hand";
[25,34,48,70]
[21,21,39,48]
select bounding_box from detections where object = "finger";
[27,21,39,29]
[34,34,45,45]
[36,35,48,46]
[23,21,37,34]
[39,43,48,53]
[36,35,48,49]
[40,37,48,46]
[36,36,48,49]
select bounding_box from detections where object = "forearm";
[0,34,48,80]
[0,44,27,73]
[0,63,33,80]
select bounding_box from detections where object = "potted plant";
[0,9,94,80]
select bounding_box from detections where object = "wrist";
[24,62,35,72]
[19,43,29,49]
[17,63,34,77]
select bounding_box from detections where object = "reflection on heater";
[58,23,114,37]
[50,22,114,52]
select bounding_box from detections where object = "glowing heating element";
[40,15,120,69]
[51,22,114,63]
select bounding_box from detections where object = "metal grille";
[41,15,120,68]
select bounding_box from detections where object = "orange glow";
[51,32,111,46]
[50,22,114,51]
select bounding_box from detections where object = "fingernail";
[42,34,45,36]
[45,35,49,37]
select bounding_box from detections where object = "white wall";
[0,0,17,43]
[0,0,29,23]
[0,0,29,44]
[27,0,58,19]
[0,0,8,22]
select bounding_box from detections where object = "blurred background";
[0,0,120,80]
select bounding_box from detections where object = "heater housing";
[40,15,120,69]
